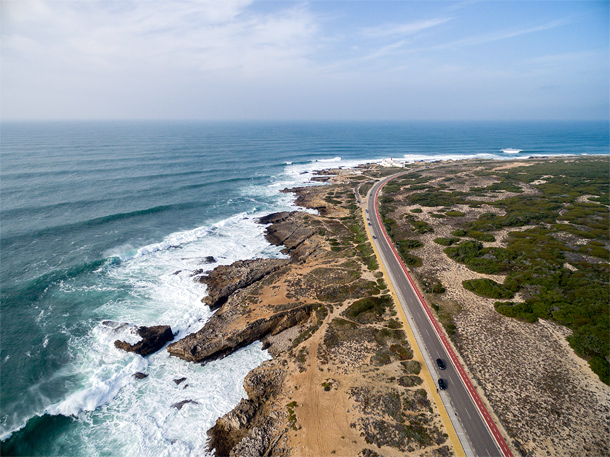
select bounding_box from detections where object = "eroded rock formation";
[198,258,290,310]
[114,325,174,356]
[207,360,287,457]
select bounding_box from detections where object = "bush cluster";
[463,279,514,299]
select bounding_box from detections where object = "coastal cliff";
[166,211,322,365]
[166,157,610,457]
[166,169,452,457]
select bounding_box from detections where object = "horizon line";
[2,118,609,123]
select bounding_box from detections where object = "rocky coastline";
[164,168,452,457]
[165,207,328,454]
[112,157,609,457]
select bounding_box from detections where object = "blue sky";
[1,0,608,120]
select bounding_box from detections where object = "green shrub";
[398,239,424,249]
[359,183,373,197]
[434,237,460,246]
[401,252,423,267]
[445,211,465,217]
[463,279,514,299]
[344,295,393,322]
[445,323,457,335]
[432,283,446,294]
[444,241,508,274]
[494,301,537,322]
[466,230,496,242]
[387,319,402,329]
[404,216,434,234]
[410,208,423,213]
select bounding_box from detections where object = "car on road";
[436,358,446,370]
[438,378,447,390]
[372,235,376,239]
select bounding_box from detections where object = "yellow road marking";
[361,201,466,457]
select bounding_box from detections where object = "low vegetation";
[376,158,610,384]
[463,278,515,299]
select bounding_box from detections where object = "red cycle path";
[374,176,514,457]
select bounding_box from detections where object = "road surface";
[365,172,513,457]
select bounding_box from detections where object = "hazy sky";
[1,0,608,120]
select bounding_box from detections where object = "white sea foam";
[316,156,342,162]
[401,152,500,162]
[31,207,286,454]
[73,343,270,456]
[47,356,148,416]
[12,156,364,452]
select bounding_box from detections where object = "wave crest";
[46,357,148,417]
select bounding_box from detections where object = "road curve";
[366,171,514,457]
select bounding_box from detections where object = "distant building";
[379,157,405,168]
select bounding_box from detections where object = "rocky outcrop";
[166,302,313,363]
[168,212,320,365]
[260,211,318,262]
[172,399,199,410]
[207,360,287,457]
[198,258,290,310]
[114,325,174,356]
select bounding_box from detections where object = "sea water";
[1,121,607,456]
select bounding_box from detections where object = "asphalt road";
[365,172,512,457]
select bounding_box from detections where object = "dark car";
[436,358,446,370]
[438,378,447,390]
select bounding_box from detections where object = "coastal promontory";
[168,157,609,457]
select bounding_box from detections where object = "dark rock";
[114,325,174,357]
[173,270,182,275]
[134,372,148,379]
[102,320,129,331]
[172,399,199,410]
[197,258,290,310]
[207,361,286,457]
[174,377,187,385]
[167,303,314,364]
[202,256,217,264]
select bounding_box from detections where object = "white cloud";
[438,18,569,49]
[0,1,606,120]
[2,0,318,76]
[361,17,454,38]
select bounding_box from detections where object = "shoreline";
[3,155,607,455]
[163,155,609,457]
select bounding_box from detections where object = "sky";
[1,0,608,121]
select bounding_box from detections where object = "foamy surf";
[1,209,286,449]
[46,356,148,416]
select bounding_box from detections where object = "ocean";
[1,120,608,456]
